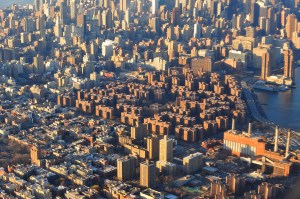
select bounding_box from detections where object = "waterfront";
[255,67,300,132]
[0,0,32,8]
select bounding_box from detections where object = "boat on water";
[253,81,279,92]
[278,85,290,91]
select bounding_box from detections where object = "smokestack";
[274,126,279,152]
[248,122,252,137]
[232,117,236,131]
[285,129,291,157]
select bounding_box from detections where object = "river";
[0,0,33,8]
[255,67,300,132]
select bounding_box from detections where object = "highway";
[241,81,268,123]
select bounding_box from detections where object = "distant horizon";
[0,0,33,8]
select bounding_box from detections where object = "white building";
[102,40,116,59]
[193,23,202,39]
[152,0,158,15]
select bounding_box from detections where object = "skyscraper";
[286,14,298,40]
[193,22,202,39]
[70,0,77,22]
[140,160,156,188]
[34,0,40,11]
[54,16,62,38]
[33,54,45,74]
[102,9,113,29]
[60,1,68,25]
[283,49,294,81]
[152,0,158,15]
[171,7,180,26]
[159,135,173,162]
[260,51,270,80]
[125,8,131,25]
[120,0,130,12]
[117,156,136,181]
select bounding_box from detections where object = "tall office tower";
[165,0,175,9]
[267,7,276,34]
[281,9,287,27]
[150,17,160,33]
[253,2,260,26]
[117,156,136,181]
[33,54,45,74]
[193,7,199,18]
[103,0,110,8]
[208,0,215,16]
[137,0,143,13]
[183,152,203,174]
[152,0,158,15]
[175,0,179,7]
[54,16,62,37]
[120,0,130,12]
[216,1,222,16]
[171,7,180,26]
[249,0,255,24]
[96,10,102,26]
[286,14,298,40]
[125,8,131,24]
[260,51,270,80]
[39,0,45,8]
[259,17,270,35]
[187,0,195,12]
[77,13,87,35]
[243,0,251,15]
[70,0,77,22]
[166,25,175,40]
[146,136,160,160]
[159,135,173,162]
[283,49,294,81]
[140,160,156,188]
[34,0,40,11]
[236,14,244,30]
[60,1,68,25]
[102,9,113,29]
[193,22,202,39]
[37,15,45,35]
[231,14,237,29]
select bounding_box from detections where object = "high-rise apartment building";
[33,54,45,74]
[260,51,270,80]
[117,156,136,181]
[140,160,156,188]
[226,174,246,194]
[283,49,294,81]
[159,135,173,162]
[286,14,298,40]
[146,135,159,160]
[183,152,203,174]
[30,145,42,165]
